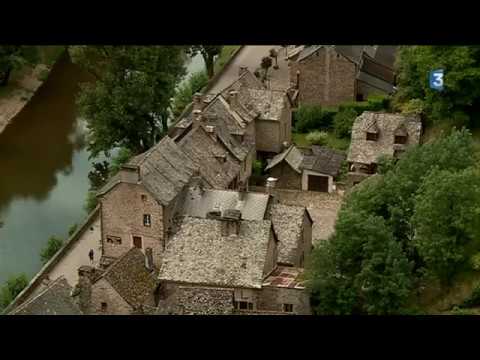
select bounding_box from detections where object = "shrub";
[252,159,264,177]
[68,223,78,237]
[333,108,358,138]
[84,190,98,213]
[400,98,425,116]
[338,95,390,115]
[0,274,29,311]
[471,253,480,271]
[306,131,328,146]
[293,105,334,133]
[462,284,480,308]
[40,236,64,264]
[377,154,397,175]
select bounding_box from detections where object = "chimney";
[193,92,205,112]
[221,209,242,236]
[239,66,248,76]
[266,177,278,195]
[145,247,154,271]
[238,181,247,200]
[228,90,239,108]
[192,109,203,128]
[296,70,300,89]
[76,266,96,313]
[205,125,216,137]
[206,210,222,220]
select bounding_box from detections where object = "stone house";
[156,215,311,315]
[265,145,345,193]
[288,45,397,107]
[96,136,198,268]
[75,247,158,315]
[347,111,422,185]
[10,277,82,315]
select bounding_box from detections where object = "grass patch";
[293,132,350,152]
[214,45,241,75]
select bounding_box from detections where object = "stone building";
[347,111,422,185]
[10,277,82,315]
[75,247,158,315]
[156,215,311,315]
[96,136,198,268]
[265,145,345,193]
[288,45,397,107]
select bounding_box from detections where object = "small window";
[366,132,378,141]
[133,236,142,249]
[283,304,294,313]
[234,301,239,310]
[106,235,121,245]
[141,194,147,202]
[101,302,108,312]
[239,301,248,310]
[143,214,151,227]
[394,135,407,144]
[248,302,253,310]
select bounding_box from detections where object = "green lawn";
[214,46,241,75]
[293,132,350,152]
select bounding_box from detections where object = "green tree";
[72,46,186,157]
[68,223,79,237]
[88,161,110,190]
[171,70,208,119]
[187,46,223,78]
[40,236,64,264]
[412,168,480,283]
[0,46,40,86]
[0,274,29,311]
[395,46,480,126]
[333,107,358,138]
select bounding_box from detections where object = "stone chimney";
[206,210,222,220]
[205,125,216,140]
[145,247,154,272]
[266,177,278,196]
[296,70,300,90]
[239,66,248,76]
[193,92,205,112]
[221,209,242,236]
[75,265,96,314]
[228,90,239,108]
[192,109,203,128]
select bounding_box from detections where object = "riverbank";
[0,47,66,135]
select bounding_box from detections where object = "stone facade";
[256,286,311,315]
[88,277,133,315]
[100,182,164,266]
[290,47,357,107]
[269,162,302,190]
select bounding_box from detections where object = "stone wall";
[290,47,357,107]
[255,120,280,153]
[88,278,132,315]
[256,286,311,315]
[269,162,302,190]
[263,231,278,277]
[301,211,313,267]
[100,182,164,266]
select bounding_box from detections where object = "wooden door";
[308,175,329,192]
[133,236,142,249]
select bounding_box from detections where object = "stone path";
[208,45,292,94]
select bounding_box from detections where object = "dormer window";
[394,124,408,145]
[366,132,378,141]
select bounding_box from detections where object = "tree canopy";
[0,46,40,86]
[71,46,186,157]
[307,128,479,314]
[0,274,28,311]
[187,46,223,79]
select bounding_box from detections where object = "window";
[283,304,294,313]
[143,214,151,227]
[394,135,407,144]
[101,302,108,312]
[356,93,364,101]
[248,302,253,310]
[235,301,253,311]
[141,194,147,202]
[106,235,121,245]
[366,132,378,141]
[133,236,142,249]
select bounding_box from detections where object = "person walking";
[88,249,94,264]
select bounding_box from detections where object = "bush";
[471,253,480,271]
[399,99,425,116]
[293,105,335,133]
[0,274,29,311]
[68,223,78,237]
[462,284,480,308]
[377,154,397,175]
[338,95,390,114]
[333,108,358,138]
[252,159,264,177]
[40,236,64,264]
[306,131,328,145]
[84,190,98,213]
[171,71,208,119]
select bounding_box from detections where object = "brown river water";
[0,51,205,285]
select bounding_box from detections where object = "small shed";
[265,145,345,193]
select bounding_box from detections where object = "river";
[0,51,205,285]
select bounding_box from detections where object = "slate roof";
[158,217,273,289]
[357,71,395,94]
[266,145,345,177]
[297,45,364,64]
[221,69,265,94]
[183,188,271,221]
[177,125,242,189]
[10,277,82,315]
[270,204,307,265]
[239,88,286,121]
[97,136,198,206]
[347,112,422,165]
[98,247,158,309]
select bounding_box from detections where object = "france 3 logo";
[429,69,444,91]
